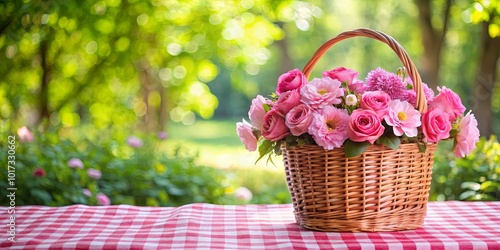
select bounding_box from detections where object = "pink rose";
[429,86,465,122]
[300,77,344,109]
[87,168,102,180]
[308,106,350,149]
[323,67,365,93]
[421,107,452,143]
[248,95,268,130]
[276,68,307,94]
[68,158,84,169]
[33,167,46,177]
[261,109,289,141]
[96,193,111,206]
[236,119,258,151]
[17,126,34,143]
[323,67,358,84]
[274,90,302,116]
[453,111,480,157]
[347,109,385,144]
[285,104,313,136]
[360,91,391,118]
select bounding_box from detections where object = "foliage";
[0,127,232,206]
[430,136,500,201]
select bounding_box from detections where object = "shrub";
[0,126,232,206]
[430,136,500,201]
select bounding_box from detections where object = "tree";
[415,0,452,89]
[467,0,500,137]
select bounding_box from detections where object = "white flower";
[345,94,358,106]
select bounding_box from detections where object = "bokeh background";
[1,0,499,206]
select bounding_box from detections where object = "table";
[1,201,499,249]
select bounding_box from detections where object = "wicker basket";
[282,29,437,232]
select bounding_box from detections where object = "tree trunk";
[275,22,293,73]
[415,0,451,90]
[38,40,50,125]
[472,22,500,137]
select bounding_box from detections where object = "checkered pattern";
[1,202,499,249]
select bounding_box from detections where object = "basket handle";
[302,28,427,113]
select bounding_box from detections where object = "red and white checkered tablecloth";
[1,201,499,249]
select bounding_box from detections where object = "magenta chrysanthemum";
[308,106,350,150]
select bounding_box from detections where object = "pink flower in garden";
[68,158,84,169]
[126,136,143,148]
[87,168,102,180]
[33,167,46,177]
[96,193,111,206]
[274,89,302,116]
[360,91,391,118]
[234,187,253,202]
[300,77,344,109]
[384,100,421,137]
[17,126,34,143]
[421,107,452,143]
[308,106,350,150]
[347,109,385,144]
[285,104,313,136]
[82,188,92,197]
[454,111,480,157]
[276,68,307,94]
[248,95,269,130]
[236,119,258,151]
[261,109,290,141]
[157,131,168,140]
[323,67,365,93]
[429,86,465,122]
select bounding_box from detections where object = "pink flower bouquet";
[237,67,480,161]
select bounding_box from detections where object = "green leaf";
[255,140,273,164]
[344,140,370,158]
[461,181,481,191]
[378,134,400,150]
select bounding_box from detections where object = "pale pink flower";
[274,89,302,116]
[33,167,46,177]
[345,94,358,106]
[17,126,34,143]
[234,187,253,202]
[285,104,313,136]
[421,107,451,143]
[347,109,385,144]
[360,91,391,118]
[261,109,289,141]
[82,188,92,197]
[429,86,465,122]
[248,95,268,130]
[276,68,307,94]
[87,168,102,180]
[384,100,421,137]
[96,193,111,206]
[406,78,435,103]
[68,158,84,169]
[236,119,258,151]
[126,136,143,148]
[300,78,344,109]
[308,106,350,150]
[454,111,480,157]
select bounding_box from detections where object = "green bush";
[0,127,232,206]
[430,136,500,201]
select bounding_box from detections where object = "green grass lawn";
[164,119,291,204]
